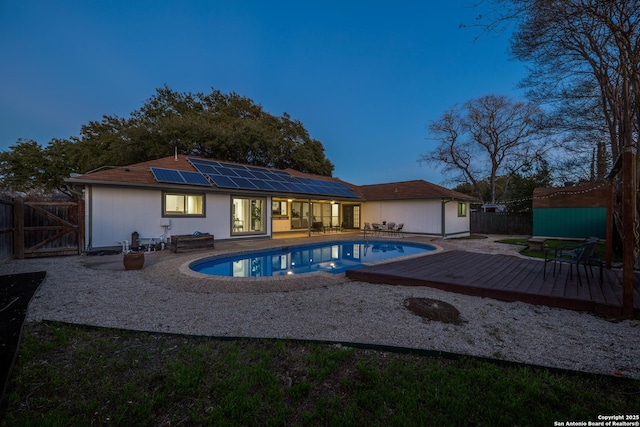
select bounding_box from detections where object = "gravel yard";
[2,234,639,379]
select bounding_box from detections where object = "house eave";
[65,178,364,201]
[362,196,476,202]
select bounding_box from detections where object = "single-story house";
[66,155,476,251]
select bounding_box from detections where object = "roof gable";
[73,156,198,186]
[357,180,476,201]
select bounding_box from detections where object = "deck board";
[346,250,640,319]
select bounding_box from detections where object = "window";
[458,202,467,217]
[272,200,288,217]
[163,193,204,216]
[291,201,310,229]
[331,203,339,227]
[232,197,265,234]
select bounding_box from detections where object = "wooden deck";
[345,251,640,319]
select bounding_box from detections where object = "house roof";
[357,180,477,202]
[67,155,364,200]
[70,156,198,186]
[67,156,476,202]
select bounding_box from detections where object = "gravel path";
[2,234,639,379]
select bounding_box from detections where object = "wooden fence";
[0,197,13,261]
[470,211,532,235]
[1,197,84,259]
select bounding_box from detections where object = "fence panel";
[470,212,532,235]
[0,197,13,260]
[20,200,82,258]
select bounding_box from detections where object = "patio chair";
[551,237,603,283]
[363,222,372,238]
[543,240,598,286]
[372,223,382,236]
[387,222,403,236]
[386,222,396,236]
[586,237,604,282]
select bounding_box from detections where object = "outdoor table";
[372,223,388,236]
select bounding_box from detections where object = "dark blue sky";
[0,1,527,185]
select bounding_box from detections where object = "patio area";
[346,249,640,319]
[3,233,640,378]
[171,233,640,319]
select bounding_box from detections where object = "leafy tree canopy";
[0,85,334,195]
[479,0,639,179]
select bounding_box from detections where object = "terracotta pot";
[123,252,145,270]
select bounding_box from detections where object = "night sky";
[0,0,527,186]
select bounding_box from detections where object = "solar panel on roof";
[192,163,217,174]
[250,171,269,180]
[186,157,360,198]
[221,162,248,170]
[151,168,184,183]
[249,179,275,190]
[180,171,211,186]
[233,169,256,179]
[267,181,289,192]
[150,168,212,187]
[269,173,289,182]
[216,166,239,177]
[206,174,239,188]
[230,177,258,189]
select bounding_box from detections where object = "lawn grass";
[494,237,617,262]
[2,322,638,426]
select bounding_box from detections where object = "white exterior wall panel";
[443,201,470,236]
[90,187,158,248]
[83,183,469,249]
[362,200,444,235]
[88,186,241,249]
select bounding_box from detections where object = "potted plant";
[123,251,145,270]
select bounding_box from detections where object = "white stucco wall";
[361,200,442,234]
[443,200,470,236]
[85,186,272,249]
[82,185,469,248]
[361,199,470,236]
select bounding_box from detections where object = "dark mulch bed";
[0,272,46,399]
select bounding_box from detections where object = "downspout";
[441,199,446,238]
[308,199,312,237]
[86,185,92,251]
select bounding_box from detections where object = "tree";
[482,0,639,167]
[0,86,334,194]
[506,159,553,211]
[480,0,639,317]
[0,138,79,196]
[76,86,334,174]
[421,94,547,204]
[0,139,47,193]
[453,159,552,211]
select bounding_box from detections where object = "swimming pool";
[189,240,435,277]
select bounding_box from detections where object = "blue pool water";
[190,240,435,277]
